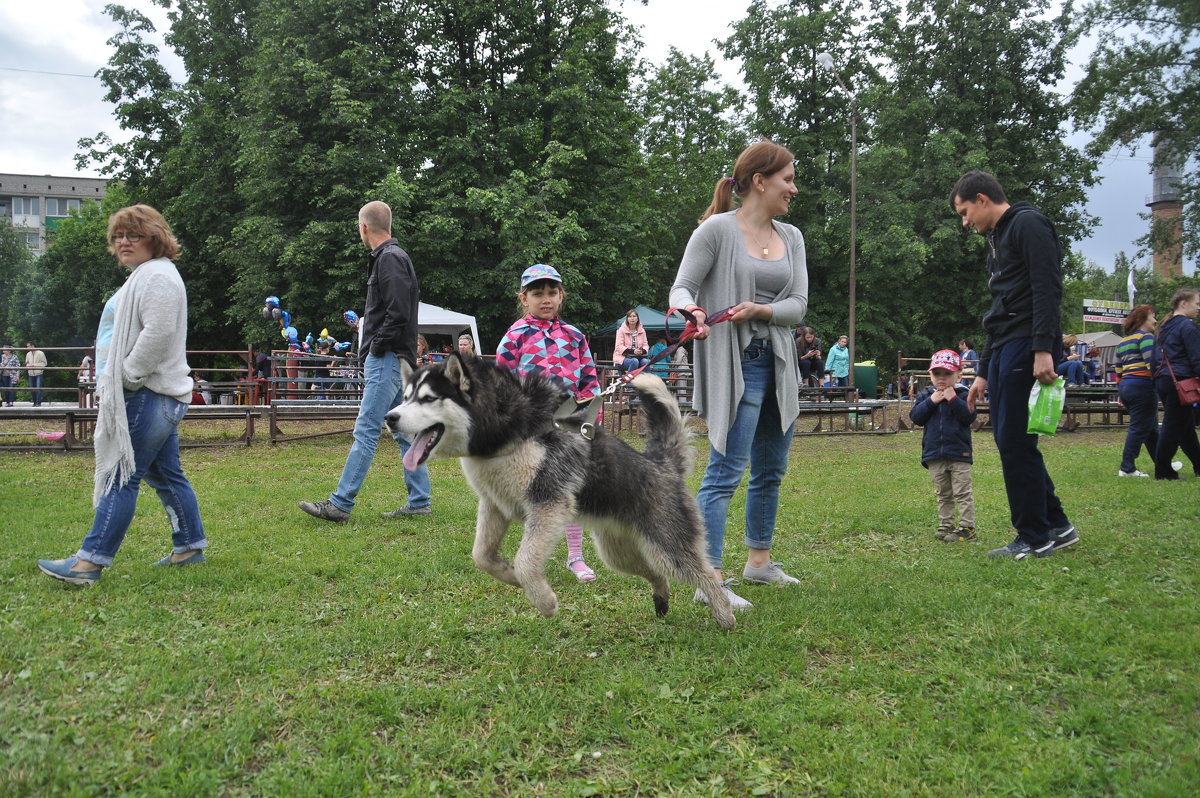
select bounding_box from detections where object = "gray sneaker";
[987,538,1054,560]
[694,578,753,611]
[381,504,432,518]
[299,499,349,522]
[742,561,800,585]
[1051,524,1080,550]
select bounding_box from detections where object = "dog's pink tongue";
[403,430,432,472]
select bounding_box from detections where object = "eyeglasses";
[109,232,145,243]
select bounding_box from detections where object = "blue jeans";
[29,373,44,405]
[78,389,206,566]
[621,356,649,372]
[697,340,795,568]
[1118,378,1158,473]
[330,352,430,512]
[0,374,13,404]
[833,375,848,387]
[988,339,1070,546]
[1056,360,1086,385]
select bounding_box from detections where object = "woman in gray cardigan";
[669,140,809,612]
[38,205,207,585]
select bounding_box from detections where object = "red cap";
[929,349,962,372]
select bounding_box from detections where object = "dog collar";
[552,394,601,441]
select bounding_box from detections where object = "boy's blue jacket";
[909,384,976,466]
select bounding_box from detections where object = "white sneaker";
[1172,461,1184,472]
[742,560,801,585]
[694,578,753,611]
[1117,469,1149,477]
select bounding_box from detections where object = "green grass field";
[1,424,1197,796]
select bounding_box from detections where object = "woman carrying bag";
[1152,289,1200,480]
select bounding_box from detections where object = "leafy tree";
[723,0,869,350]
[75,3,182,194]
[6,185,130,348]
[635,49,748,300]
[1072,0,1200,261]
[838,0,1094,370]
[0,219,36,343]
[393,0,649,345]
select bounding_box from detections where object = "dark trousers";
[798,357,823,386]
[988,339,1070,546]
[1118,378,1158,474]
[1153,376,1200,479]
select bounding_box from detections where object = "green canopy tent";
[591,305,689,337]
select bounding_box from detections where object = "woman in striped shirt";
[1115,304,1159,477]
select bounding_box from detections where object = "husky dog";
[385,354,734,629]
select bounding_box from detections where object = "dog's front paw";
[525,588,559,618]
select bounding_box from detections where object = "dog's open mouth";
[403,424,444,471]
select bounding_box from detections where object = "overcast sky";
[0,0,1190,275]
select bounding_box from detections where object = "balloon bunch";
[262,297,355,354]
[316,328,350,353]
[262,296,306,351]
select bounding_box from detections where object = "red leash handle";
[617,305,734,384]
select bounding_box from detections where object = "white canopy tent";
[418,301,480,351]
[1075,330,1123,381]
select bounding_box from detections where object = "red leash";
[616,305,733,385]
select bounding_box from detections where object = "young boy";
[909,349,978,542]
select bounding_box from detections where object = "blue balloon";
[343,310,358,325]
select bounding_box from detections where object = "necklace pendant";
[762,247,769,257]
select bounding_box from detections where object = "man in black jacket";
[299,201,432,522]
[951,170,1079,559]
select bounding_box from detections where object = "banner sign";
[1082,299,1130,324]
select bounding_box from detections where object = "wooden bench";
[964,385,1123,433]
[798,386,859,403]
[268,400,362,444]
[796,400,895,434]
[1062,385,1123,430]
[0,404,261,450]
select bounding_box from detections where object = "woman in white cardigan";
[38,205,207,585]
[669,140,809,612]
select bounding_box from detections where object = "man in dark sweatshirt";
[950,170,1079,559]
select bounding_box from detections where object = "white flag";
[1127,267,1136,308]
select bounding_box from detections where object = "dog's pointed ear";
[444,352,472,393]
[400,358,414,382]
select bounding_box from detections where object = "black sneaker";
[935,524,955,542]
[299,499,349,522]
[951,525,976,542]
[987,538,1055,560]
[1051,524,1080,550]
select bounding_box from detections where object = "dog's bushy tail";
[629,374,694,476]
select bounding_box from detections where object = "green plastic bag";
[1027,377,1066,436]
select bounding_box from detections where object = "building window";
[13,196,39,215]
[45,198,82,216]
[20,231,40,250]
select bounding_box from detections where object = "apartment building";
[1,173,108,254]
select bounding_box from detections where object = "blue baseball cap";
[520,264,562,289]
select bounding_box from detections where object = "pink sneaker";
[567,557,596,582]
